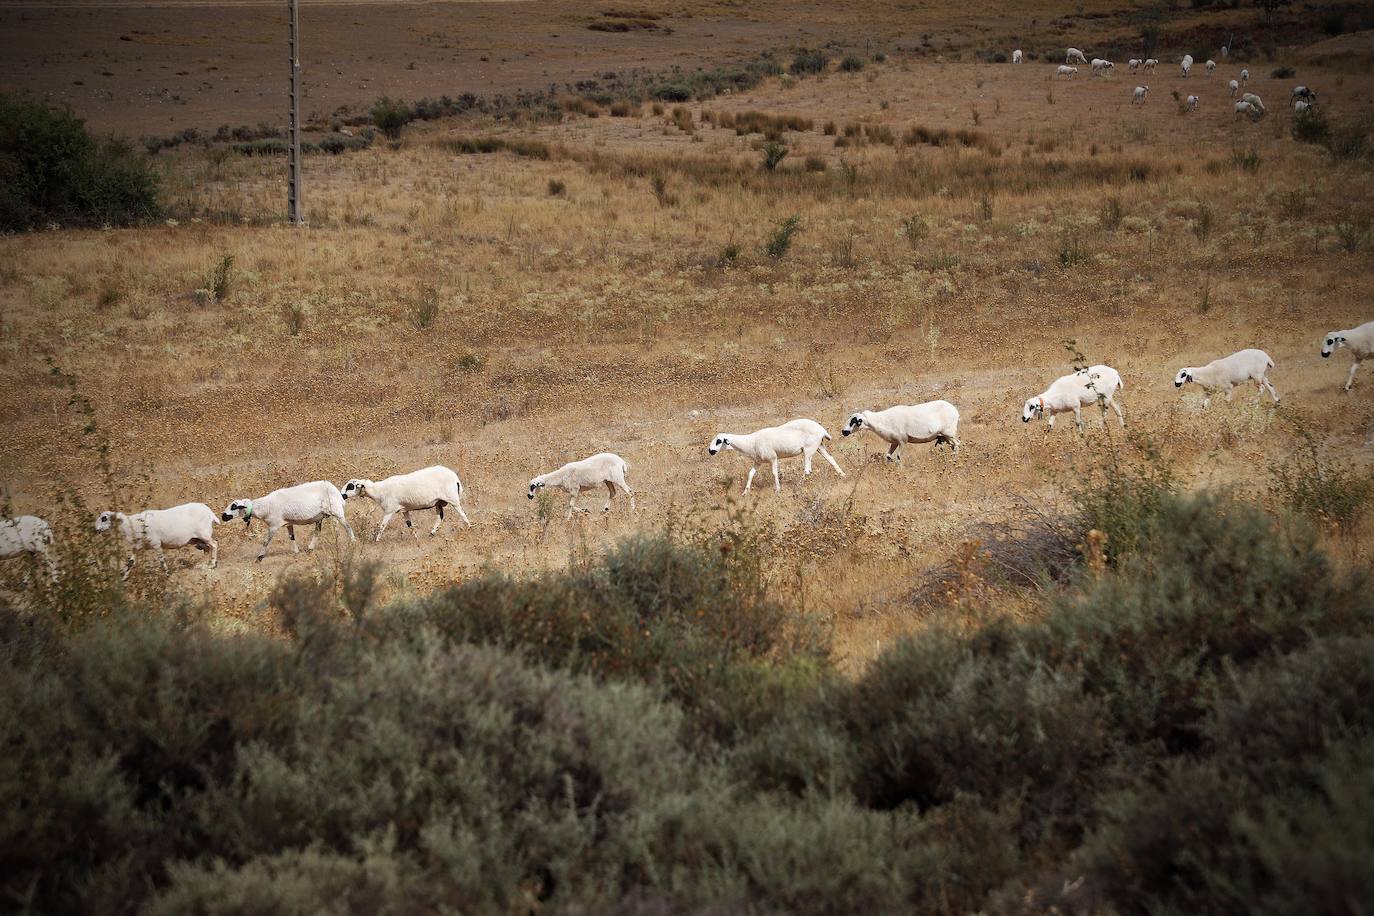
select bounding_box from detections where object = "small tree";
[371,97,412,141]
[761,141,789,171]
[1253,0,1291,24]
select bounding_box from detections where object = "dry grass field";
[2,3,1373,669]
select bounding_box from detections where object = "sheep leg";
[771,458,782,492]
[403,511,420,541]
[1109,398,1125,426]
[744,466,757,495]
[1073,405,1084,433]
[455,500,472,528]
[1225,385,1235,403]
[621,482,636,512]
[1262,375,1280,404]
[566,492,589,519]
[886,442,901,462]
[258,524,280,561]
[802,448,814,476]
[338,515,357,542]
[375,510,396,542]
[428,505,444,537]
[603,480,616,513]
[818,444,845,477]
[307,521,322,551]
[1346,359,1361,392]
[287,524,298,553]
[153,542,169,573]
[207,538,218,569]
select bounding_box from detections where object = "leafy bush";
[760,140,789,171]
[764,214,803,259]
[839,55,865,72]
[1271,65,1296,78]
[1293,105,1332,145]
[370,97,411,140]
[1269,421,1374,533]
[0,94,160,230]
[790,48,827,75]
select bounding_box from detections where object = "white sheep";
[1128,58,1141,73]
[1013,49,1023,64]
[1180,54,1194,77]
[1132,85,1150,104]
[1229,78,1240,97]
[1186,94,1200,110]
[1022,365,1126,432]
[1091,58,1114,76]
[1294,100,1312,115]
[1321,321,1374,392]
[1234,100,1259,119]
[341,465,471,541]
[527,452,634,518]
[1291,85,1317,104]
[1241,91,1265,113]
[1240,68,1249,85]
[1066,47,1089,65]
[841,400,961,461]
[0,515,55,577]
[96,502,220,572]
[220,481,355,561]
[1143,58,1158,72]
[708,419,843,494]
[1173,349,1279,408]
[1205,59,1217,75]
[1056,65,1079,79]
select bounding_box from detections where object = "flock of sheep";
[2,325,1370,579]
[1029,45,1317,120]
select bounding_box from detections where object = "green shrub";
[1268,422,1374,533]
[1293,105,1332,145]
[839,55,865,72]
[370,97,411,140]
[1271,65,1296,78]
[764,214,802,259]
[790,48,827,75]
[0,94,160,230]
[760,140,789,171]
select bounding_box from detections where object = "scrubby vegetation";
[0,94,160,230]
[4,465,1372,913]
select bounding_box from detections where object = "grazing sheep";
[1013,49,1023,64]
[96,502,220,573]
[342,465,471,541]
[1143,58,1158,72]
[0,514,55,577]
[1229,78,1240,97]
[1240,68,1249,85]
[1022,365,1126,432]
[1066,47,1089,64]
[841,400,961,461]
[1128,58,1141,73]
[1241,91,1265,113]
[1132,85,1150,104]
[1056,65,1079,79]
[708,419,843,494]
[1321,321,1374,392]
[1173,349,1279,408]
[1180,54,1194,77]
[1234,100,1259,119]
[1091,58,1114,76]
[1186,94,1200,110]
[221,481,355,561]
[1205,59,1217,75]
[1291,85,1317,104]
[1294,100,1312,114]
[1220,44,1229,60]
[527,452,634,518]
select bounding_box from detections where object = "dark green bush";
[370,97,411,140]
[0,94,160,230]
[839,55,865,72]
[790,48,827,75]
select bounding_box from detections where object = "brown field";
[2,2,1373,668]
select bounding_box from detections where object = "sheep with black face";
[1321,321,1374,392]
[342,465,470,541]
[221,480,354,561]
[527,452,633,519]
[841,400,961,461]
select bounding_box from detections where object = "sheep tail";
[821,430,832,442]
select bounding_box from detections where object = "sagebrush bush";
[0,94,160,230]
[370,97,411,140]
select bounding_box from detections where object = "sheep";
[1056,65,1079,79]
[1291,85,1317,104]
[1240,68,1249,85]
[1128,58,1141,73]
[527,452,634,518]
[1294,100,1312,115]
[1143,58,1158,72]
[1091,58,1114,76]
[1173,349,1279,408]
[1132,85,1150,104]
[1186,94,1200,110]
[708,419,843,494]
[841,400,961,461]
[1234,100,1259,119]
[1321,321,1374,392]
[0,514,55,577]
[220,481,355,561]
[1180,54,1194,77]
[1022,365,1125,432]
[1012,49,1023,64]
[1241,91,1265,113]
[1066,47,1088,65]
[1205,59,1217,75]
[96,502,220,573]
[1229,78,1240,97]
[341,465,471,541]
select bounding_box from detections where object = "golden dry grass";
[2,48,1372,667]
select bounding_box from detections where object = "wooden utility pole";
[287,0,303,225]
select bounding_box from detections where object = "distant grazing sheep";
[1234,100,1259,119]
[1132,85,1150,104]
[1229,78,1240,97]
[1180,54,1194,77]
[1186,94,1200,110]
[1143,58,1158,72]
[1012,49,1023,64]
[841,400,961,460]
[708,418,843,494]
[1128,58,1141,73]
[1205,59,1216,75]
[1057,65,1079,79]
[1091,58,1114,76]
[1291,85,1317,104]
[0,515,54,577]
[1066,47,1089,64]
[1022,365,1125,432]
